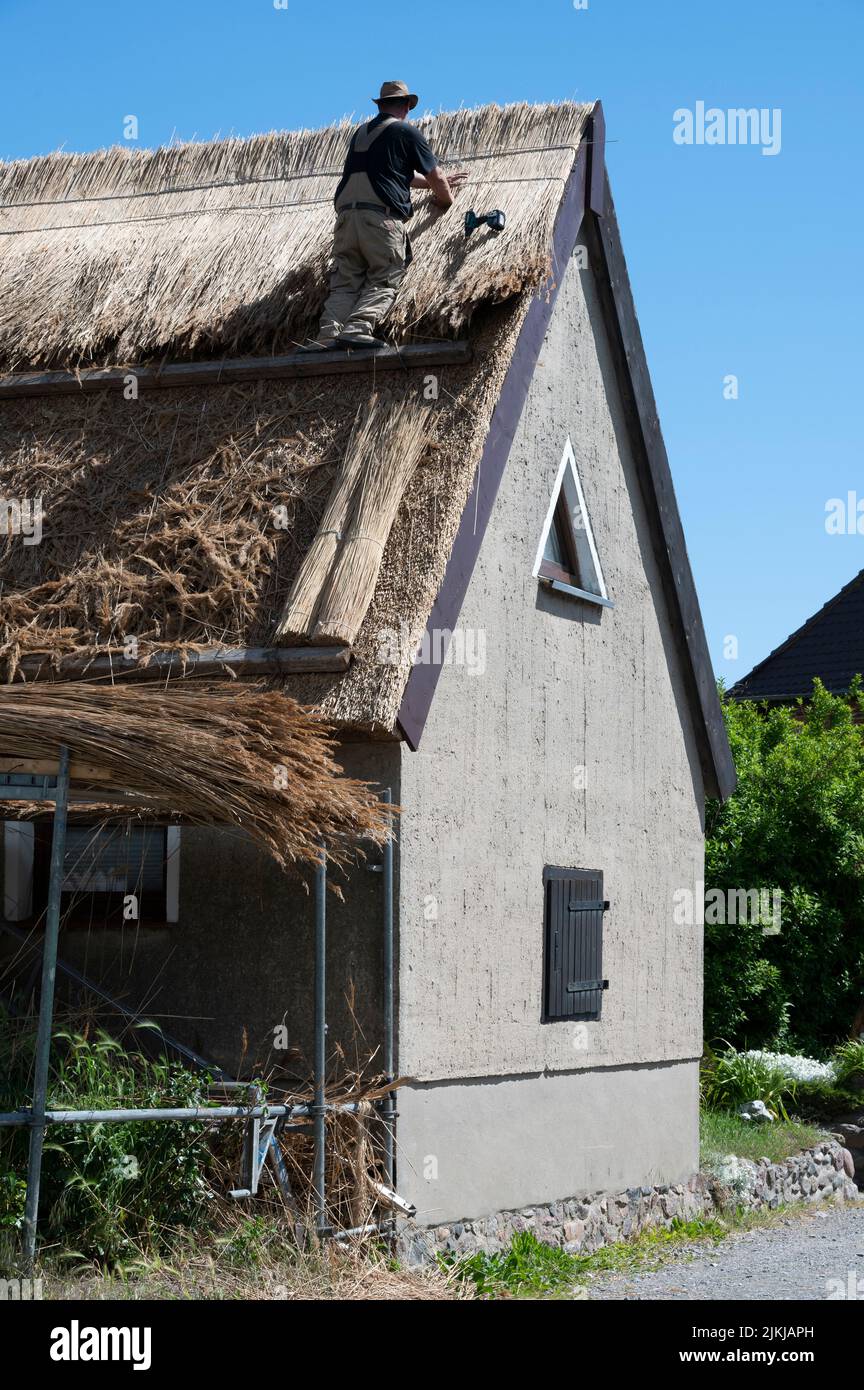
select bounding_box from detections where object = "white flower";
[742,1050,836,1084]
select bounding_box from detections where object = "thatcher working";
[303,80,466,351]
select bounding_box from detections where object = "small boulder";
[738,1099,775,1124]
[835,1124,864,1151]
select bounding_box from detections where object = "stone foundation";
[396,1141,860,1265]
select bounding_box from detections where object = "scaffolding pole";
[0,774,400,1259]
[313,844,327,1237]
[21,744,70,1274]
[382,787,396,1189]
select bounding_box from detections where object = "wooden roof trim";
[14,644,351,682]
[0,341,471,401]
[587,170,734,800]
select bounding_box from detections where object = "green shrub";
[701,1046,794,1119]
[706,680,864,1052]
[0,1016,215,1269]
[831,1039,864,1089]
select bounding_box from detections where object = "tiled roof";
[730,568,864,701]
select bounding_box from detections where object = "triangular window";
[533,438,611,606]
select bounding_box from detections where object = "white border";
[532,436,611,607]
[3,822,34,921]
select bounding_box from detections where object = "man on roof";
[302,80,466,352]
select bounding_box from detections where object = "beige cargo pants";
[318,208,408,339]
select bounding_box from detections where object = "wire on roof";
[0,143,582,212]
[0,175,570,237]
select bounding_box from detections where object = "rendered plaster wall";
[395,1059,699,1225]
[396,223,707,1088]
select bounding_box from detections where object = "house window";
[542,866,609,1022]
[533,437,613,608]
[27,822,180,927]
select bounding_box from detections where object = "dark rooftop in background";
[729,568,864,702]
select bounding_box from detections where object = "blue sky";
[2,0,862,684]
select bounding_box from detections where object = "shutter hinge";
[566,978,609,994]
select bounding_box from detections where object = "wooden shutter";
[543,866,609,1022]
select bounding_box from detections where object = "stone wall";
[396,1142,860,1265]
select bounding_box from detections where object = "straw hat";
[373,80,419,111]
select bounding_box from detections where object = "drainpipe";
[21,744,70,1274]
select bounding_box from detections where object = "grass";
[37,1198,832,1302]
[700,1109,825,1166]
[445,1193,845,1300]
[34,1211,459,1300]
[39,1230,460,1302]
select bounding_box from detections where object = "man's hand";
[412,166,465,209]
[444,168,469,189]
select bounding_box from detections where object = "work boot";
[335,331,389,350]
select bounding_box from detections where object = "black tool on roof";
[464,208,506,238]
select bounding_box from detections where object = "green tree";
[705,678,864,1053]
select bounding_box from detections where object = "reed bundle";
[0,380,373,680]
[312,393,435,646]
[276,390,434,647]
[275,400,382,642]
[0,101,591,369]
[0,681,391,869]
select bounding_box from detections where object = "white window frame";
[533,436,613,608]
[3,822,180,924]
[4,822,34,921]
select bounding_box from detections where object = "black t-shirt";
[334,115,438,221]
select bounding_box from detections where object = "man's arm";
[411,166,468,207]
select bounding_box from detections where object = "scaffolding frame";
[0,747,397,1273]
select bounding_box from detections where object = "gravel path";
[586,1201,864,1301]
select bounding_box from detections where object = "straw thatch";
[0,682,391,869]
[0,297,528,728]
[0,102,590,370]
[0,101,583,731]
[277,389,436,646]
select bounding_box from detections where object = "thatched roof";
[0,304,523,727]
[0,682,391,867]
[0,98,737,800]
[0,101,590,734]
[0,102,591,371]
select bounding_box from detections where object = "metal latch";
[566,978,609,994]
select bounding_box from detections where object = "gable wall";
[397,223,706,1082]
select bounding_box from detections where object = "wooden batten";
[0,755,113,782]
[14,644,351,682]
[0,342,472,401]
